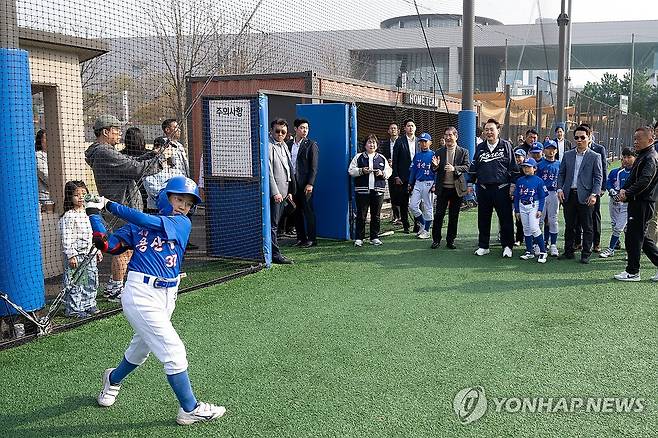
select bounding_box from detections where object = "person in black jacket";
[379,122,401,224]
[614,126,658,281]
[392,119,418,233]
[468,118,520,257]
[287,119,319,248]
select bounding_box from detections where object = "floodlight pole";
[458,0,476,158]
[0,0,19,48]
[556,0,569,127]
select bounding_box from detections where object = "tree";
[148,0,271,147]
[581,70,658,122]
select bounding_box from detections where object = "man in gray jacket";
[556,124,602,264]
[269,118,296,264]
[85,114,169,300]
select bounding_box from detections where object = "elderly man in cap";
[85,114,171,302]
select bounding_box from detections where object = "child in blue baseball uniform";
[514,158,549,263]
[537,140,561,256]
[86,176,225,425]
[513,148,527,246]
[408,133,436,239]
[600,147,636,258]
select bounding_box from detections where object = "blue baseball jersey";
[514,175,548,212]
[606,167,632,193]
[109,203,191,279]
[536,158,561,191]
[408,150,436,185]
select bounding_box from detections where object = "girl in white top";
[58,181,103,318]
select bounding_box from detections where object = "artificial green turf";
[1,195,657,437]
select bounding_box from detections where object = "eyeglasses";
[574,135,587,141]
[274,129,287,134]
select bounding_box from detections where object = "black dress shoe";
[272,255,294,264]
[446,242,457,249]
[293,240,306,247]
[402,229,410,234]
[431,241,440,249]
[301,241,316,248]
[580,257,590,264]
[558,253,575,260]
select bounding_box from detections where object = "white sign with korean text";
[208,99,252,178]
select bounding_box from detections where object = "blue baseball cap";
[521,158,537,167]
[531,141,544,150]
[514,148,526,157]
[544,140,558,149]
[418,132,432,142]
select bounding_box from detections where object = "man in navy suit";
[287,118,319,248]
[557,124,603,263]
[391,118,418,233]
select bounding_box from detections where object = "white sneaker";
[650,272,658,282]
[502,247,513,258]
[370,238,383,246]
[533,244,540,256]
[614,271,640,282]
[474,248,490,256]
[549,244,559,257]
[599,248,615,258]
[537,252,548,264]
[417,230,431,239]
[416,228,424,236]
[354,239,363,247]
[97,368,120,407]
[176,401,226,425]
[519,251,534,260]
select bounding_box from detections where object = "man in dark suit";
[287,118,319,248]
[430,126,470,249]
[556,124,603,263]
[380,122,400,223]
[391,118,417,233]
[553,123,572,160]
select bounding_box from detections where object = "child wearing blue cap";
[537,140,561,256]
[514,158,549,263]
[408,133,436,239]
[529,142,544,162]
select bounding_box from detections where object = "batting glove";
[84,194,108,215]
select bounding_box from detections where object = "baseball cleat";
[537,252,548,263]
[502,247,513,258]
[599,248,615,258]
[176,402,226,425]
[650,272,658,282]
[519,251,534,260]
[614,271,640,282]
[98,368,121,407]
[354,239,363,247]
[417,230,431,239]
[549,244,559,257]
[370,238,383,246]
[474,248,490,256]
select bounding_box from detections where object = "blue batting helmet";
[157,176,202,215]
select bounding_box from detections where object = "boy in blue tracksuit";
[537,141,561,256]
[600,147,636,258]
[408,133,437,239]
[514,158,549,263]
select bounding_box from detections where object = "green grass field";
[2,195,658,437]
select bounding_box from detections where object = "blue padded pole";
[348,104,358,240]
[458,110,477,161]
[0,48,45,315]
[258,94,272,268]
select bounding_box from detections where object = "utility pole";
[629,33,635,115]
[458,0,476,158]
[564,0,572,125]
[556,0,569,126]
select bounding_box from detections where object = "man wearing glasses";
[85,114,170,301]
[556,124,602,264]
[268,118,296,264]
